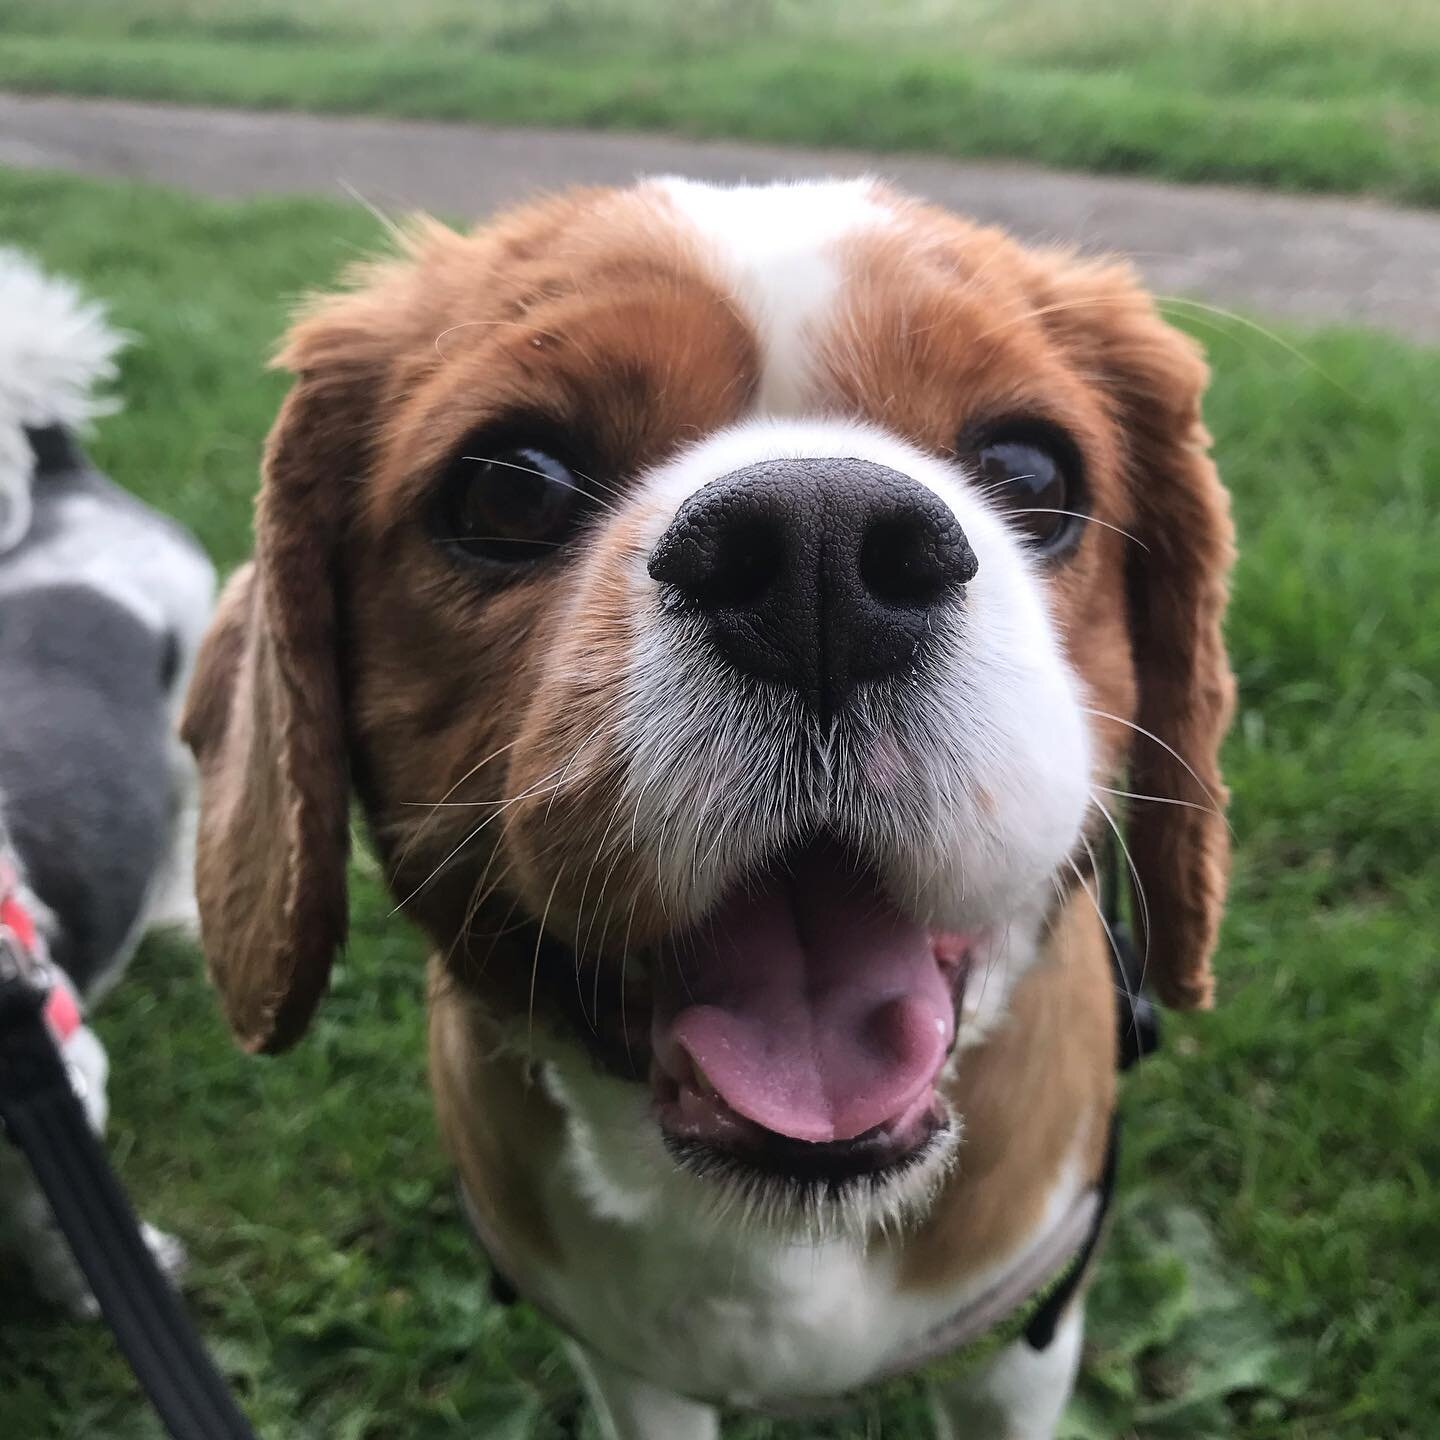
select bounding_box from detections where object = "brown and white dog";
[180,179,1234,1438]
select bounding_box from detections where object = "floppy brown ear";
[181,223,468,1050]
[1036,258,1237,1009]
[180,372,358,1053]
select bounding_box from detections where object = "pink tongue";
[652,846,954,1144]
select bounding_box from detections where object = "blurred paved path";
[3,92,1438,340]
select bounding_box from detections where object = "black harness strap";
[1102,842,1161,1074]
[0,931,258,1440]
[1022,1113,1118,1351]
[1022,837,1160,1350]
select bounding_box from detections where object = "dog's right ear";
[181,360,364,1054]
[182,222,468,1052]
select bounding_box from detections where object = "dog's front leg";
[929,1299,1085,1440]
[567,1342,719,1440]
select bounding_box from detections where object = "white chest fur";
[541,1207,900,1406]
[498,1056,1092,1410]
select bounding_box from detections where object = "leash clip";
[0,854,64,1027]
[0,914,52,1025]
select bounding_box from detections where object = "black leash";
[0,924,258,1440]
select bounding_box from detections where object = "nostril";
[702,516,786,608]
[651,513,786,610]
[859,512,976,608]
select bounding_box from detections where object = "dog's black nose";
[648,456,977,718]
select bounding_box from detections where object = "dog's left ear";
[1033,256,1237,1009]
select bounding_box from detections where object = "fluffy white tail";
[0,248,126,553]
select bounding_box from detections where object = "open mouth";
[650,840,976,1184]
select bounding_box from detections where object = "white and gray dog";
[0,249,215,1313]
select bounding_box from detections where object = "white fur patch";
[652,177,889,414]
[507,1047,1094,1412]
[568,1342,720,1440]
[0,486,215,657]
[0,248,126,554]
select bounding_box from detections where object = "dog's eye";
[973,435,1079,554]
[436,444,588,562]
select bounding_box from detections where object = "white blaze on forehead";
[651,177,891,416]
[640,415,968,518]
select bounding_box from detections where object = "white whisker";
[1088,792,1151,994]
[1082,707,1225,813]
[461,453,622,511]
[1093,782,1227,825]
[1014,509,1148,550]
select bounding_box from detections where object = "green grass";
[3,0,1440,203]
[0,167,1437,1438]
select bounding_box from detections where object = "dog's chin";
[658,1092,963,1237]
[639,837,977,1231]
